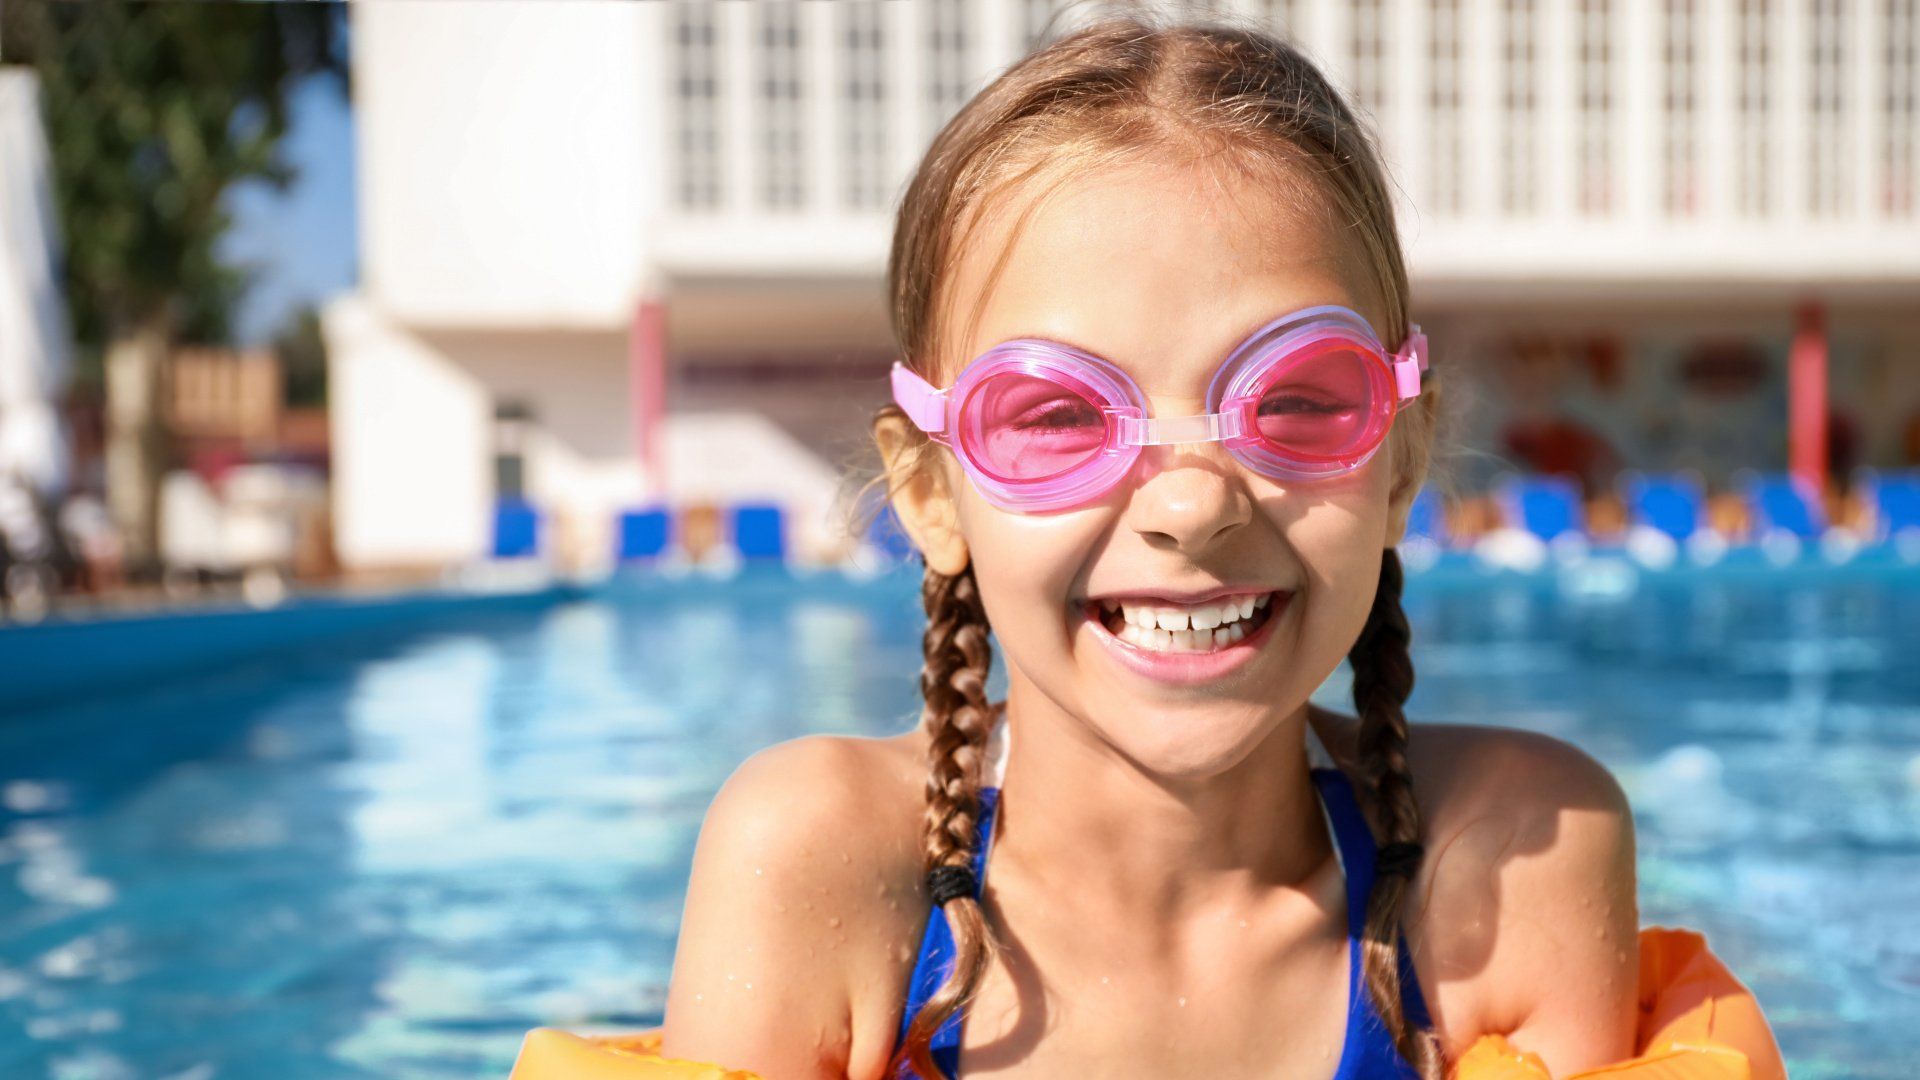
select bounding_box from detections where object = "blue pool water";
[2,563,1917,1078]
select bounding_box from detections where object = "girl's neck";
[986,681,1336,927]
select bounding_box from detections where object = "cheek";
[953,486,1099,652]
[1266,461,1395,654]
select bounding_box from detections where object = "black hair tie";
[927,864,977,905]
[1375,840,1424,878]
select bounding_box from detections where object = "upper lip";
[1082,585,1282,606]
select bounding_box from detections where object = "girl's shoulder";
[661,730,931,1079]
[1313,710,1642,1068]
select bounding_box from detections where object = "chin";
[1087,700,1277,782]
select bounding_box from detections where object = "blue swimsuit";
[892,722,1433,1078]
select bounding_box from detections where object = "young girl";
[662,13,1645,1080]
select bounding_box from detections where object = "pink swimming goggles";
[890,304,1429,512]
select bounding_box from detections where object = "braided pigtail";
[1349,547,1445,1079]
[889,561,1001,1080]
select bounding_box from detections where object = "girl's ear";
[875,413,971,576]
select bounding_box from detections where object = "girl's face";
[906,158,1419,780]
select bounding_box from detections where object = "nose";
[1121,443,1254,552]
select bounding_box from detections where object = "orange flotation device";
[508,926,1786,1079]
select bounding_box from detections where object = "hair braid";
[891,560,1001,1079]
[1349,547,1444,1079]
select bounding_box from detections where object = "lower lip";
[1078,593,1290,686]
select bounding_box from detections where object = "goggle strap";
[1391,323,1428,400]
[890,361,949,434]
[1116,409,1245,446]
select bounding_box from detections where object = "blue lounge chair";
[1620,472,1704,541]
[492,499,541,559]
[1744,473,1826,539]
[1404,487,1448,546]
[1500,475,1585,542]
[730,503,787,561]
[616,507,672,561]
[1865,470,1920,541]
[866,503,918,562]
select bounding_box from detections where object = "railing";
[650,0,1920,288]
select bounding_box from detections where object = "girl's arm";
[1422,730,1642,1074]
[660,735,923,1080]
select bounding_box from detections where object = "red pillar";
[630,298,668,500]
[1788,301,1828,503]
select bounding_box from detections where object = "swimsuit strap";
[893,785,1000,1079]
[1306,722,1435,1077]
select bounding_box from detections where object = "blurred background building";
[325,0,1920,578]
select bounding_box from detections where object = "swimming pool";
[2,562,1915,1078]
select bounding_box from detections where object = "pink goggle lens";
[1247,345,1391,460]
[963,370,1111,482]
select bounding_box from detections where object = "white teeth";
[1100,592,1277,653]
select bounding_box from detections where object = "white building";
[326,0,1920,575]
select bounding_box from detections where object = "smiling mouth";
[1085,591,1284,653]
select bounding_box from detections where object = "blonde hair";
[853,7,1445,1077]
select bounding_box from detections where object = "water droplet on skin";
[841,852,852,864]
[828,916,843,929]
[1238,920,1248,929]
[807,946,816,958]
[695,993,703,1003]
[745,982,754,990]
[1178,997,1187,1007]
[1321,1048,1331,1060]
[1100,976,1110,985]
[1593,925,1606,938]
[726,973,735,981]
[888,899,899,911]
[755,867,763,876]
[776,903,788,913]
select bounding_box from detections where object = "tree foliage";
[1,0,345,372]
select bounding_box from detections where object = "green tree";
[1,1,344,575]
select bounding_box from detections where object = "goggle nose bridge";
[1106,405,1250,447]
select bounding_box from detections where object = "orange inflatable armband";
[509,926,1785,1079]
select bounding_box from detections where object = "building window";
[1023,0,1061,55]
[1501,0,1539,216]
[1662,0,1698,217]
[493,401,534,502]
[1735,0,1772,218]
[1429,0,1465,218]
[842,2,888,211]
[1808,0,1848,216]
[1888,0,1918,216]
[671,2,722,211]
[1262,0,1301,39]
[1350,0,1389,123]
[927,0,972,136]
[1577,0,1614,216]
[758,2,806,211]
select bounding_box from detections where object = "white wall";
[324,295,491,569]
[351,1,666,328]
[324,295,653,573]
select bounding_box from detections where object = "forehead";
[936,156,1388,388]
